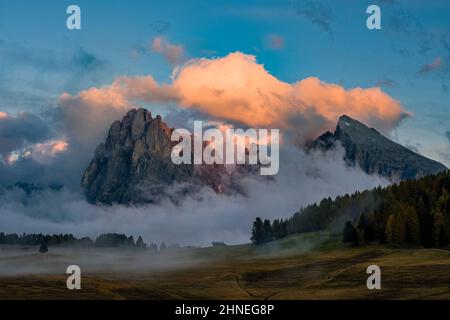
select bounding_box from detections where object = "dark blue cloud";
[375,79,399,88]
[149,20,171,34]
[71,47,104,73]
[0,40,105,73]
[290,0,334,37]
[0,113,53,155]
[0,41,110,112]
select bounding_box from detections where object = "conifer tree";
[358,212,375,242]
[136,236,146,249]
[403,205,420,244]
[251,217,265,245]
[433,210,449,247]
[343,221,359,246]
[272,219,282,240]
[263,219,273,243]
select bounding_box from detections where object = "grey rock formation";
[309,115,447,180]
[82,108,252,204]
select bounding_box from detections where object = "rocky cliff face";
[82,108,249,204]
[309,115,447,180]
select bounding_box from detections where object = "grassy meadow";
[0,232,449,299]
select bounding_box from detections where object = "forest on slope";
[251,171,450,247]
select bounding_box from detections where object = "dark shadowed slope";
[81,108,252,204]
[310,115,447,180]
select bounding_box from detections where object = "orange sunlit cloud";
[172,52,409,138]
[3,139,69,166]
[152,37,185,65]
[418,57,442,75]
[57,52,410,145]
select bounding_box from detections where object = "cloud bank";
[0,112,54,157]
[3,139,68,165]
[0,51,409,192]
[0,147,388,246]
[57,52,409,150]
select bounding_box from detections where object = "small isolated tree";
[39,243,48,253]
[251,217,264,245]
[160,242,167,251]
[343,221,360,246]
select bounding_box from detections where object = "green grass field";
[1,232,449,299]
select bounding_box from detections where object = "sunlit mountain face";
[0,1,450,303]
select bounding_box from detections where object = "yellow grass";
[1,232,449,299]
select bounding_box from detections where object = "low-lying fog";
[0,147,388,249]
[0,246,203,277]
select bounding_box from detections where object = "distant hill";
[308,115,447,180]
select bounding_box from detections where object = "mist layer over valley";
[0,146,388,247]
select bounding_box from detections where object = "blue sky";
[0,0,449,165]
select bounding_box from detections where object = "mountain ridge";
[81,108,254,204]
[309,114,447,180]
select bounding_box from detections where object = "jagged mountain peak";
[338,114,356,124]
[311,115,447,181]
[81,108,253,205]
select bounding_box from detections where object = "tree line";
[0,232,173,251]
[251,170,450,248]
